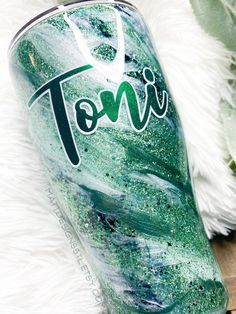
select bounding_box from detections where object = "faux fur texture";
[0,0,236,313]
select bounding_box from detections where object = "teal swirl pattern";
[9,2,228,313]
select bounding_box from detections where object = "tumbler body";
[9,1,228,313]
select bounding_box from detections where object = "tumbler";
[9,1,228,313]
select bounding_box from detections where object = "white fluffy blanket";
[0,0,236,313]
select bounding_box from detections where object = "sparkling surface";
[10,3,228,313]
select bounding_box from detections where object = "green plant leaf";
[191,0,236,164]
[220,61,236,164]
[221,97,236,163]
[190,0,236,52]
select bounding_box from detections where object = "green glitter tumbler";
[9,1,228,313]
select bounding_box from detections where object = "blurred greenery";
[190,0,236,52]
[190,0,236,173]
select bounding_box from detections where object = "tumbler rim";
[8,0,134,53]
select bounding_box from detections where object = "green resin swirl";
[9,2,228,313]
